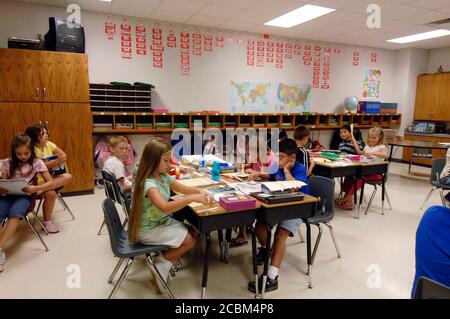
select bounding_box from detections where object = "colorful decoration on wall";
[180,29,190,75]
[120,18,132,59]
[353,49,360,66]
[151,23,163,68]
[322,47,331,90]
[104,16,116,40]
[256,40,264,67]
[303,45,311,65]
[371,51,377,63]
[275,83,312,112]
[167,24,177,48]
[363,68,381,99]
[312,45,321,89]
[192,29,201,56]
[204,31,213,52]
[135,20,147,55]
[247,40,255,66]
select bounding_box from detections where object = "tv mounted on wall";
[45,17,85,53]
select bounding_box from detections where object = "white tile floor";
[0,162,446,299]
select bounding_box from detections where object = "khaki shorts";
[138,218,188,248]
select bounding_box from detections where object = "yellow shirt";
[35,141,68,182]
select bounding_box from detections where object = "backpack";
[309,130,325,150]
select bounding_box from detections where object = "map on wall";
[274,83,312,112]
[229,80,271,112]
[362,68,381,99]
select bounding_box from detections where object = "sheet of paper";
[176,177,219,188]
[0,179,30,196]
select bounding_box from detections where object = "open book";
[261,181,307,194]
[0,179,31,196]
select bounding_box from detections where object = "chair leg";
[385,189,392,210]
[325,223,342,259]
[108,258,125,284]
[297,224,305,243]
[409,158,412,174]
[36,198,43,215]
[311,224,323,266]
[57,193,75,220]
[365,186,377,215]
[97,220,106,235]
[145,255,175,299]
[108,258,134,299]
[440,189,446,206]
[420,188,436,210]
[31,210,48,235]
[25,215,49,252]
[122,217,128,229]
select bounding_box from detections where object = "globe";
[344,96,359,113]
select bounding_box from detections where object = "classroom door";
[0,102,43,159]
[41,103,94,193]
[39,51,90,103]
[0,49,42,102]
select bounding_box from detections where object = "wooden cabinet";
[0,48,93,194]
[0,49,89,103]
[414,73,450,121]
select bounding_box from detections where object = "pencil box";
[219,195,257,211]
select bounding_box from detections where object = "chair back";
[101,169,131,216]
[308,176,335,218]
[414,276,450,299]
[430,158,446,186]
[102,198,127,257]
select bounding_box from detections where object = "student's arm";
[244,169,270,181]
[366,147,388,159]
[45,146,67,169]
[283,159,297,181]
[117,177,132,191]
[171,180,209,196]
[307,158,315,176]
[23,171,57,193]
[351,138,365,155]
[146,187,210,215]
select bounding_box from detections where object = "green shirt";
[140,173,174,231]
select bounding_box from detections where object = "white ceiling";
[15,0,450,49]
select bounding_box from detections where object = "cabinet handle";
[43,87,47,100]
[36,87,40,100]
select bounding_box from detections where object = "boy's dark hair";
[341,124,351,132]
[278,138,297,156]
[293,125,310,141]
[278,129,288,141]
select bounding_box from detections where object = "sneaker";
[0,250,5,272]
[44,221,59,234]
[149,259,171,294]
[248,276,278,293]
[256,247,268,265]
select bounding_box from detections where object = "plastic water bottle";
[211,161,221,182]
[199,157,206,175]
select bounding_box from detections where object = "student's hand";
[0,187,8,195]
[365,153,374,159]
[190,193,211,205]
[23,185,39,194]
[58,153,67,163]
[245,169,259,181]
[284,158,295,172]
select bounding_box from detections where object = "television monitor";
[45,17,85,53]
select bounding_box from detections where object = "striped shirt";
[339,140,363,155]
[296,147,310,172]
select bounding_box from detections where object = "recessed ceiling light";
[264,4,335,28]
[387,29,450,44]
[99,0,112,2]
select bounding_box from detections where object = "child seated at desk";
[103,136,133,192]
[339,124,364,155]
[336,127,388,210]
[246,138,311,293]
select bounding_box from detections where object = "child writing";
[246,138,311,293]
[293,125,315,176]
[336,127,388,210]
[338,124,364,155]
[25,124,73,233]
[0,134,59,272]
[103,136,133,192]
[128,137,212,293]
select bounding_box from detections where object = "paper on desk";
[0,179,30,196]
[176,177,219,188]
[234,182,262,195]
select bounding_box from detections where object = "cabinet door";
[41,103,94,193]
[40,52,90,103]
[414,74,435,120]
[0,49,42,102]
[433,73,450,121]
[0,102,43,158]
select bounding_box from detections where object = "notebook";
[261,181,307,194]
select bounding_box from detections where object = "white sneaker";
[0,250,6,272]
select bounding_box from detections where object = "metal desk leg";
[260,224,272,299]
[306,223,312,289]
[381,174,386,216]
[358,177,365,220]
[250,226,259,298]
[388,145,394,163]
[201,233,211,299]
[217,229,224,262]
[224,228,232,264]
[353,176,358,219]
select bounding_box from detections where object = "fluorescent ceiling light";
[387,29,450,43]
[264,4,335,28]
[99,0,112,2]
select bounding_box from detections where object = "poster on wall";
[192,30,202,56]
[135,20,147,55]
[151,23,164,68]
[274,83,312,113]
[276,42,284,69]
[167,25,177,48]
[204,32,213,52]
[120,18,132,59]
[256,40,265,67]
[312,46,321,89]
[247,40,255,66]
[180,30,190,75]
[322,47,331,89]
[303,45,311,65]
[266,41,274,64]
[362,68,381,99]
[104,16,116,40]
[229,80,271,113]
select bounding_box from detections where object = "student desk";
[181,197,260,299]
[312,158,388,218]
[255,195,318,299]
[387,140,449,163]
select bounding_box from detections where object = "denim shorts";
[278,218,303,237]
[0,196,31,220]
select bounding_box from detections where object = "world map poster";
[275,83,312,112]
[229,80,271,112]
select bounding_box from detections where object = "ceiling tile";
[196,3,244,18]
[210,0,260,9]
[313,8,364,24]
[382,4,430,20]
[252,0,307,15]
[110,3,154,19]
[310,0,365,9]
[158,0,208,14]
[150,9,192,23]
[399,9,450,24]
[112,0,162,7]
[233,10,276,23]
[185,15,228,27]
[411,0,450,10]
[218,20,260,31]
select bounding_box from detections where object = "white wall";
[428,47,450,73]
[0,0,410,156]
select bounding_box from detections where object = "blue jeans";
[0,196,31,220]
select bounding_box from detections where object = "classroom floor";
[0,162,445,299]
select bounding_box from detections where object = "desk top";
[387,140,450,149]
[312,157,387,168]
